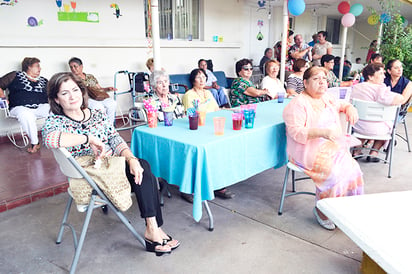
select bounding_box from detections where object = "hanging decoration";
[368,14,380,25]
[341,13,356,27]
[288,0,305,16]
[380,13,391,23]
[256,20,264,41]
[337,2,364,27]
[337,1,350,14]
[110,3,121,18]
[257,0,266,8]
[349,3,363,17]
[146,0,153,55]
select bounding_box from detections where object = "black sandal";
[163,235,180,250]
[144,238,171,256]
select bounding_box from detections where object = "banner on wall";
[56,1,99,23]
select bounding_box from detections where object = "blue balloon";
[288,0,306,16]
[380,13,391,24]
[350,3,363,17]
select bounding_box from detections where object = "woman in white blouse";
[260,60,285,99]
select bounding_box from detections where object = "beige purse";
[69,156,132,212]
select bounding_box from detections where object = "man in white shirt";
[198,59,230,108]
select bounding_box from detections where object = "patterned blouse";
[152,92,185,121]
[327,70,340,88]
[230,77,264,107]
[42,108,128,158]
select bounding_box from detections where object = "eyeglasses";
[242,66,253,71]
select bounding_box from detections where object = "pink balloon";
[341,13,355,27]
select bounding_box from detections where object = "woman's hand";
[129,158,144,185]
[344,105,359,125]
[88,135,106,159]
[322,128,341,142]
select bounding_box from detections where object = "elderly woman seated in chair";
[42,72,179,256]
[351,63,411,162]
[283,66,364,230]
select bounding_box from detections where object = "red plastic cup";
[232,113,242,130]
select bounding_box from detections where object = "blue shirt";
[384,75,410,94]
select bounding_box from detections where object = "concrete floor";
[1,117,411,274]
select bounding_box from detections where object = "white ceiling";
[247,0,412,21]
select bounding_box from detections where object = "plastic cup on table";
[240,105,248,119]
[243,109,255,129]
[147,112,158,128]
[247,103,257,117]
[213,117,226,135]
[163,111,174,126]
[188,114,199,130]
[232,113,242,130]
[277,93,285,103]
[196,110,206,126]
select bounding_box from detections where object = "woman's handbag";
[69,155,132,212]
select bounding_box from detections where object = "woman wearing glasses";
[229,58,272,107]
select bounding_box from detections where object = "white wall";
[0,0,244,115]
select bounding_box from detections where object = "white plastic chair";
[52,148,145,274]
[0,99,29,147]
[351,98,400,178]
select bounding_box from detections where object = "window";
[326,18,340,45]
[145,0,200,40]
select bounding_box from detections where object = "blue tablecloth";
[131,100,289,221]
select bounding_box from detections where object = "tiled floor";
[0,128,133,212]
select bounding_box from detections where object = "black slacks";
[125,159,163,227]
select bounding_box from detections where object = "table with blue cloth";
[131,100,289,229]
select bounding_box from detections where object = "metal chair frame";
[52,148,145,274]
[395,102,411,152]
[278,161,315,215]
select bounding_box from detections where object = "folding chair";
[278,161,315,215]
[396,102,411,152]
[351,98,400,178]
[0,99,29,148]
[278,113,361,215]
[52,148,145,274]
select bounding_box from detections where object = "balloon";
[288,0,306,16]
[338,1,350,15]
[380,13,391,23]
[350,3,363,16]
[368,14,379,25]
[341,13,356,27]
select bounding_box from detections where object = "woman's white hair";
[150,70,169,88]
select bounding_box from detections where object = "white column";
[280,0,288,84]
[339,27,347,81]
[151,0,162,70]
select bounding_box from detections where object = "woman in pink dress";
[283,66,364,230]
[351,63,408,162]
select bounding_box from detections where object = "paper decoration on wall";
[56,1,99,23]
[257,1,266,8]
[1,0,18,6]
[110,3,121,18]
[27,16,43,27]
[256,20,264,40]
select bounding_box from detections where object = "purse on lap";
[69,156,132,212]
